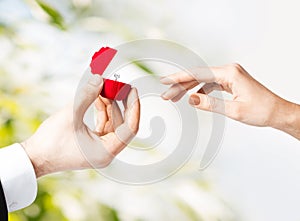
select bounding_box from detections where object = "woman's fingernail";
[160,77,172,84]
[161,91,168,99]
[189,95,200,105]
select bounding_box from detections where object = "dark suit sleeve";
[0,180,8,221]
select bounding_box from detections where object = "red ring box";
[90,47,131,100]
[101,79,131,100]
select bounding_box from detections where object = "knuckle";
[229,63,243,76]
[231,63,243,71]
[208,97,217,111]
[200,95,212,110]
[224,63,244,84]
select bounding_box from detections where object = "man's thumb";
[74,74,103,123]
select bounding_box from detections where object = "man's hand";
[160,63,300,140]
[21,74,140,178]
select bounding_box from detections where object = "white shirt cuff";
[0,143,37,212]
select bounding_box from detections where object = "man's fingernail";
[189,95,200,105]
[89,74,103,86]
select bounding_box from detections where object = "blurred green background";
[0,0,237,220]
[2,0,300,221]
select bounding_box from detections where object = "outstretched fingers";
[161,80,198,101]
[160,67,218,85]
[189,93,243,121]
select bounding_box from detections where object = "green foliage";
[0,74,45,147]
[175,199,204,221]
[35,0,66,30]
[0,1,238,221]
[10,183,69,221]
[98,204,120,221]
[0,23,15,37]
[132,61,156,75]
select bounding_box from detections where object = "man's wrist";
[21,140,47,178]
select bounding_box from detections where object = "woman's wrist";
[270,97,300,139]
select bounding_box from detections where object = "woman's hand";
[160,63,300,140]
[22,74,140,178]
